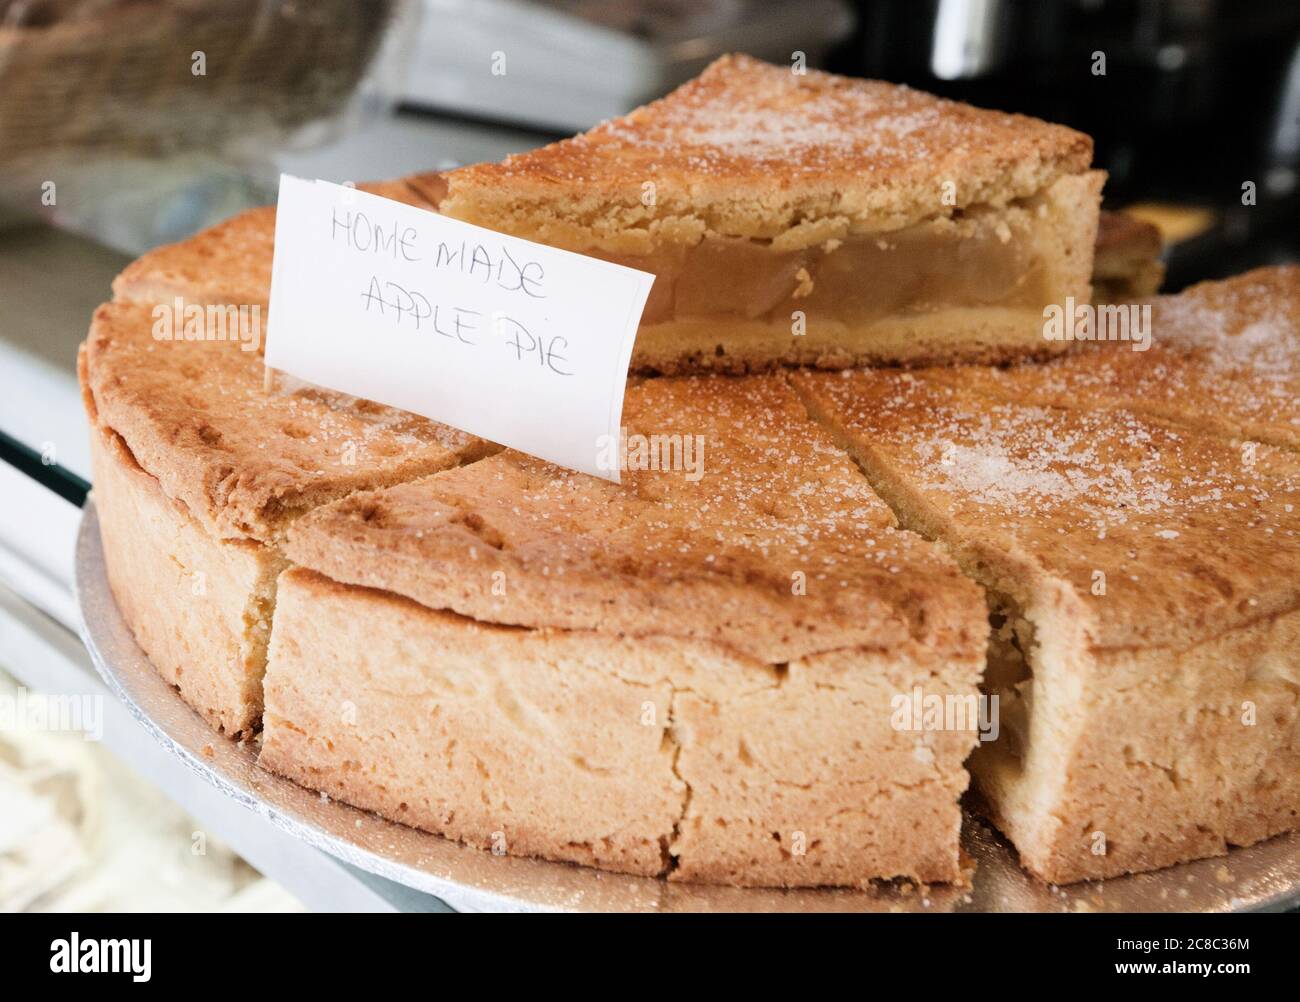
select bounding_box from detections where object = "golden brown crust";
[261,568,684,878]
[82,299,492,544]
[795,365,1300,884]
[1091,210,1165,300]
[287,374,986,664]
[631,323,1069,374]
[111,178,434,310]
[976,604,1300,883]
[261,566,982,886]
[667,638,980,886]
[793,367,1300,651]
[430,54,1094,253]
[933,266,1300,450]
[89,423,284,735]
[112,205,277,311]
[1095,209,1163,258]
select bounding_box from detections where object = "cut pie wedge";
[262,375,988,886]
[930,267,1300,451]
[795,367,1300,883]
[80,299,493,733]
[414,54,1103,373]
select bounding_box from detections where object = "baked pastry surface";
[82,300,490,544]
[932,266,1300,450]
[425,54,1093,246]
[794,366,1300,882]
[1091,209,1165,302]
[265,567,980,886]
[80,295,491,733]
[284,375,980,661]
[111,179,433,309]
[418,54,1104,372]
[264,375,987,886]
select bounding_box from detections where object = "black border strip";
[0,428,89,507]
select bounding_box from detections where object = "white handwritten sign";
[265,176,654,481]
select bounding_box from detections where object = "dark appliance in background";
[832,0,1300,290]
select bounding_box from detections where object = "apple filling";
[602,196,1058,328]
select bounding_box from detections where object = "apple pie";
[414,54,1103,373]
[262,375,987,886]
[795,366,1300,883]
[932,266,1300,450]
[1091,209,1165,303]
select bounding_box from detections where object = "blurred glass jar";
[0,0,414,251]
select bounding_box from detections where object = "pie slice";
[262,375,988,886]
[111,178,434,313]
[795,368,1300,883]
[82,300,491,544]
[413,54,1103,373]
[86,416,285,737]
[110,204,277,313]
[1091,209,1164,303]
[80,299,493,733]
[931,267,1300,450]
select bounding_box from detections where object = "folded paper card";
[265,176,654,480]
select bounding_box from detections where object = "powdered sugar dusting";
[913,404,1179,521]
[1154,272,1298,381]
[602,84,955,165]
[800,367,1300,645]
[806,369,1300,534]
[954,267,1300,446]
[302,374,980,654]
[481,53,1079,185]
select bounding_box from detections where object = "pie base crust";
[261,568,980,887]
[793,366,1300,885]
[89,422,283,736]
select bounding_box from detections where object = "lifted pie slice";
[414,54,1103,373]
